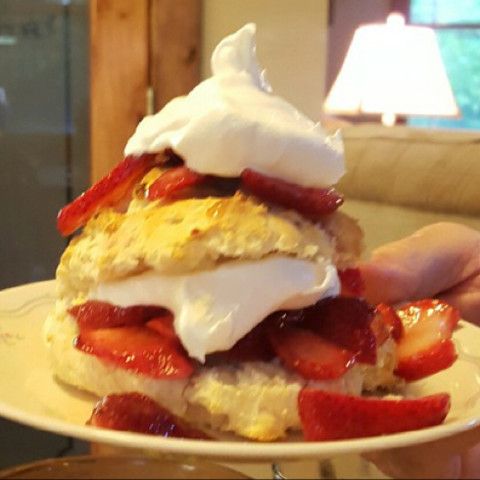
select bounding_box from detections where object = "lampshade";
[324,13,459,126]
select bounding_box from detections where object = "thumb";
[358,222,480,306]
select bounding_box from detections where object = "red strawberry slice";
[241,168,343,218]
[75,326,194,379]
[88,392,209,439]
[304,297,377,365]
[146,316,177,343]
[268,326,357,380]
[69,301,170,331]
[147,166,205,200]
[370,311,391,346]
[57,154,156,236]
[205,321,274,365]
[374,303,404,342]
[394,299,460,381]
[263,308,306,329]
[338,268,365,297]
[396,341,457,382]
[298,389,450,440]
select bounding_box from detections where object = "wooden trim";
[391,0,410,21]
[89,0,149,182]
[149,0,201,111]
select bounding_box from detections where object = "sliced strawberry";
[88,392,209,439]
[75,326,194,379]
[57,154,156,236]
[394,299,460,381]
[375,303,404,342]
[69,301,170,331]
[241,168,343,218]
[338,268,365,297]
[147,166,206,200]
[205,321,274,365]
[398,299,460,332]
[304,297,377,365]
[370,311,391,346]
[396,340,457,382]
[298,389,450,440]
[264,308,306,329]
[268,326,357,380]
[146,316,177,343]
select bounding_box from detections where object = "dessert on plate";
[44,24,458,442]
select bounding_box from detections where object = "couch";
[336,124,480,255]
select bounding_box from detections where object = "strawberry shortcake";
[44,24,457,442]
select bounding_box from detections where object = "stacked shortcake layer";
[45,194,400,441]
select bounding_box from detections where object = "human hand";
[358,222,480,325]
[357,223,480,477]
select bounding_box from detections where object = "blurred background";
[2,0,480,291]
[0,0,479,470]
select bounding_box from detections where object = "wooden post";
[149,0,201,111]
[89,0,149,182]
[89,0,201,183]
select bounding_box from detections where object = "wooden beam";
[150,0,201,111]
[89,0,149,182]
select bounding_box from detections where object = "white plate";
[0,281,479,462]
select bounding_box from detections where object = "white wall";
[201,0,329,121]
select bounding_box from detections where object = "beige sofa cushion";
[341,199,480,255]
[338,124,480,216]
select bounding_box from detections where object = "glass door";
[0,0,89,289]
[0,0,89,468]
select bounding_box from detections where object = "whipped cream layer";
[125,23,344,188]
[89,256,339,362]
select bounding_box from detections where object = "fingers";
[358,223,480,307]
[439,273,480,326]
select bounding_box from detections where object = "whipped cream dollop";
[89,256,339,362]
[125,23,344,188]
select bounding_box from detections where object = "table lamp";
[323,13,459,126]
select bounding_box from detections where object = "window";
[409,0,480,130]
